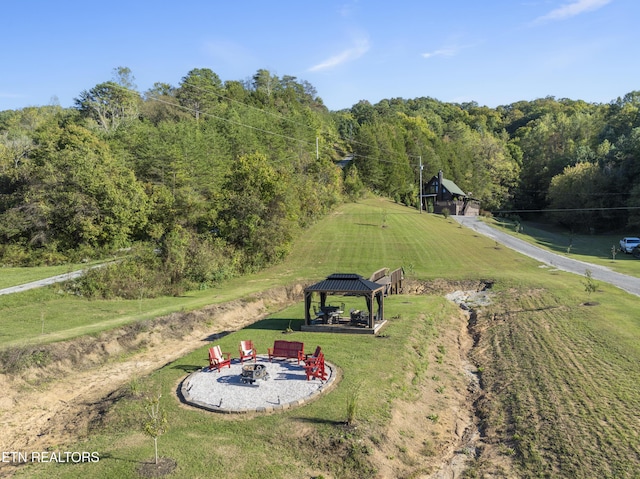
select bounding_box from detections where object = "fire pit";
[240,363,270,384]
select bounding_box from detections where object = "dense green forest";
[1,66,639,294]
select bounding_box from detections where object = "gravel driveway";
[454,216,640,297]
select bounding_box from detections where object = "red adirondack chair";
[305,345,322,361]
[304,351,327,381]
[238,340,257,363]
[208,345,231,372]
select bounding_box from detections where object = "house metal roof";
[441,178,467,197]
[305,273,385,293]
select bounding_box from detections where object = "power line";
[172,78,425,165]
[172,80,321,134]
[106,82,445,174]
[493,206,640,214]
[148,95,317,150]
[146,89,413,169]
[143,81,424,168]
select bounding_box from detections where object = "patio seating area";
[182,355,336,413]
[181,340,337,413]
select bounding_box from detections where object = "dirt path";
[0,263,113,296]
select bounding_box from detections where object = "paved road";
[454,216,640,297]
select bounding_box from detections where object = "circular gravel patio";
[181,355,338,414]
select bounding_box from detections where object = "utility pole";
[418,156,423,214]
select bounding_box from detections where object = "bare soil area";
[370,287,515,479]
[0,281,513,478]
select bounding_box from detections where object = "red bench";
[268,340,305,364]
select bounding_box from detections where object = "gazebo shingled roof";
[304,273,385,294]
[303,273,385,332]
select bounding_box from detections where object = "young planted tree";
[143,393,168,465]
[582,269,599,303]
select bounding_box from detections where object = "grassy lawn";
[14,294,454,479]
[0,198,539,348]
[0,262,104,290]
[5,197,640,478]
[470,280,640,478]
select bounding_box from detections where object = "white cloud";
[308,35,370,72]
[535,0,612,23]
[421,46,460,59]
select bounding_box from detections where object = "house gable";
[421,170,479,216]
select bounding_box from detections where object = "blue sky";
[1,0,637,111]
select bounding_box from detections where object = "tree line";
[341,93,640,233]
[1,66,639,295]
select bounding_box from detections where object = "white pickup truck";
[619,237,640,253]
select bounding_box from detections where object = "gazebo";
[302,273,386,334]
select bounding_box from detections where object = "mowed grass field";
[5,197,640,478]
[0,198,540,348]
[0,262,99,290]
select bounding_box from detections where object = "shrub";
[0,243,31,266]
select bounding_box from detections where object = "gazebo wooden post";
[304,291,312,326]
[369,292,375,329]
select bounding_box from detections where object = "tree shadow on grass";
[292,416,345,426]
[243,318,304,331]
[169,364,202,373]
[93,452,138,464]
[201,331,232,342]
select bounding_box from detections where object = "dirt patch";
[370,307,476,478]
[137,457,177,477]
[405,279,494,296]
[370,286,516,479]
